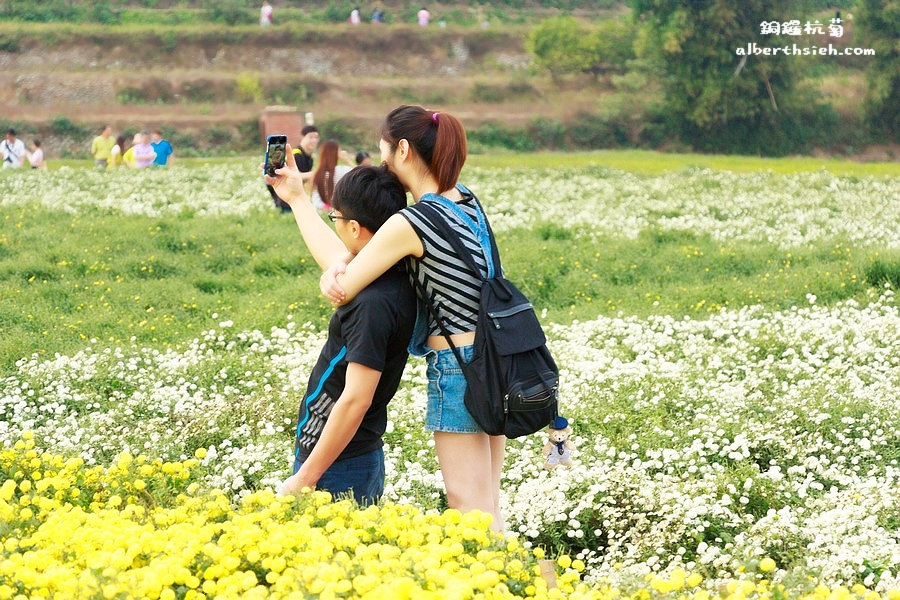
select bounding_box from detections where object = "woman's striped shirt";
[400,189,491,336]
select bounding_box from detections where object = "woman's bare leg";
[489,434,506,532]
[434,431,505,532]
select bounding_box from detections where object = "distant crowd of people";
[348,6,429,26]
[0,125,175,171]
[91,125,174,169]
[260,3,438,27]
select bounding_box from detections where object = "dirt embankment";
[0,26,559,135]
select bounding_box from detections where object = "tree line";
[528,0,897,155]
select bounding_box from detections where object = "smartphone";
[264,134,288,177]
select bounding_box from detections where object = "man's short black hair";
[6,129,15,136]
[331,165,407,232]
[300,125,319,136]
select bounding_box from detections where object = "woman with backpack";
[315,105,508,531]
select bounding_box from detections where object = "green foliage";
[855,0,900,141]
[0,32,19,52]
[528,118,567,149]
[470,81,538,103]
[527,16,599,76]
[202,0,250,26]
[0,0,81,22]
[49,116,91,139]
[467,122,536,152]
[235,73,264,103]
[631,0,818,155]
[863,255,900,289]
[317,119,369,150]
[90,0,119,25]
[527,15,636,76]
[590,16,637,72]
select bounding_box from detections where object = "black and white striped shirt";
[400,189,492,336]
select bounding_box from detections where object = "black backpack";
[413,193,559,438]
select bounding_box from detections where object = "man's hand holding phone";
[264,141,308,207]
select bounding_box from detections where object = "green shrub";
[527,16,598,77]
[50,116,92,140]
[205,127,235,148]
[235,74,264,104]
[265,81,315,105]
[0,34,21,53]
[467,122,536,152]
[568,113,622,149]
[528,118,566,150]
[91,0,118,24]
[863,257,900,289]
[181,80,221,103]
[317,119,368,149]
[203,0,250,26]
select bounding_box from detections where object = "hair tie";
[431,112,439,124]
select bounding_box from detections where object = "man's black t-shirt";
[294,264,415,462]
[293,147,314,173]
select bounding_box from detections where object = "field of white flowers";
[1,163,898,249]
[1,163,898,597]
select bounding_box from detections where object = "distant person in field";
[349,7,361,25]
[371,8,384,23]
[276,125,320,212]
[27,139,46,170]
[260,1,273,26]
[109,135,127,169]
[417,6,430,26]
[122,133,140,168]
[311,139,354,212]
[2,129,26,169]
[133,131,156,169]
[266,154,414,506]
[91,125,116,169]
[151,130,174,167]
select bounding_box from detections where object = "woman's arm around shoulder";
[322,213,423,305]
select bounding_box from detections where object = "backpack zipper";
[488,303,533,329]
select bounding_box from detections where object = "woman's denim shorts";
[425,345,483,434]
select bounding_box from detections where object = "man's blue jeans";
[292,447,385,506]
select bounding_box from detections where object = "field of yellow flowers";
[1,161,899,598]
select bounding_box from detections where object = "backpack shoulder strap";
[467,192,502,279]
[408,259,471,379]
[414,201,487,282]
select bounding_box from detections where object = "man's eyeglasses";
[327,210,351,223]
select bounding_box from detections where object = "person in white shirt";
[417,6,430,26]
[1,129,27,168]
[27,139,46,170]
[260,2,273,26]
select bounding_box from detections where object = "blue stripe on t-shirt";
[294,345,347,456]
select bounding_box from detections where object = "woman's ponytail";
[382,105,467,194]
[430,111,467,195]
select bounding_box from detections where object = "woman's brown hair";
[313,139,340,206]
[381,105,466,195]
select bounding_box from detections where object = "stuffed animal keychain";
[543,416,575,469]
